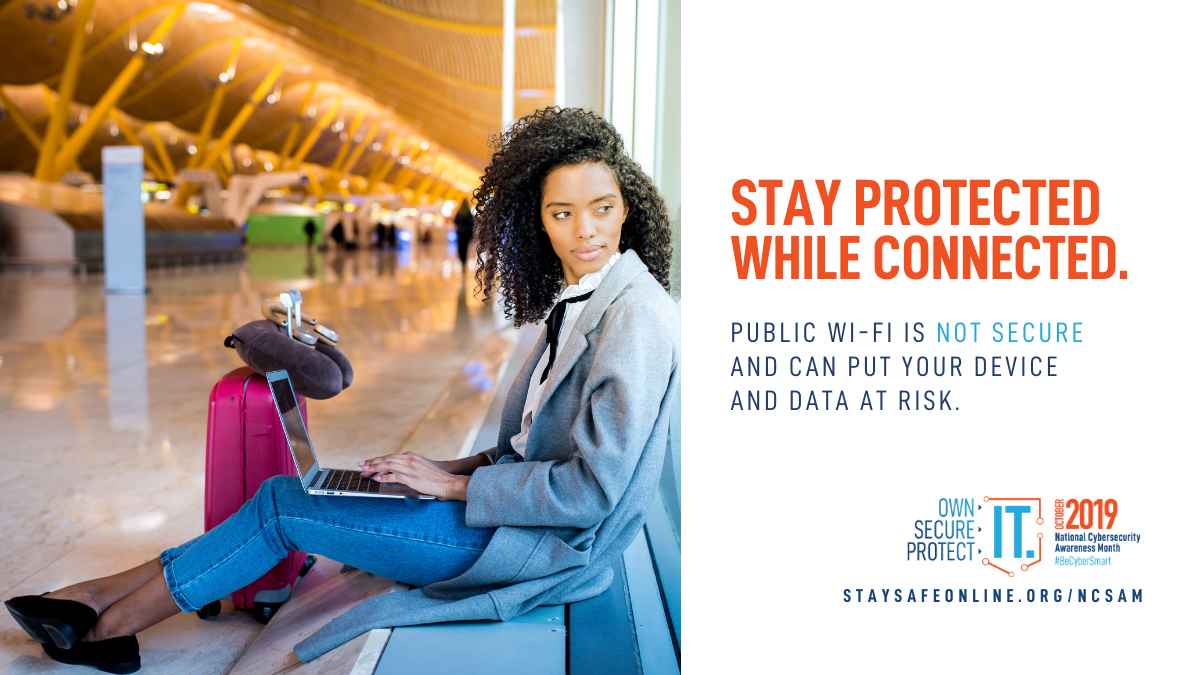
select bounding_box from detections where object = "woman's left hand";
[358,452,470,501]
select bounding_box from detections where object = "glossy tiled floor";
[0,242,510,674]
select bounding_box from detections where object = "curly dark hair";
[472,107,672,327]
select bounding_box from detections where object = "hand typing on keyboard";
[357,452,470,502]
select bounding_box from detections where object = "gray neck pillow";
[224,320,353,400]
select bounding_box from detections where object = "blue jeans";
[159,475,495,613]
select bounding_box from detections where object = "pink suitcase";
[201,366,314,623]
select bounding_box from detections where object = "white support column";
[555,0,565,108]
[502,0,516,127]
[660,0,681,299]
[609,0,637,148]
[632,0,660,179]
[657,0,680,197]
[561,0,607,112]
[102,145,146,293]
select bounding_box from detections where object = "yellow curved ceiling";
[0,0,557,202]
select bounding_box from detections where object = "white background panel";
[682,2,1198,672]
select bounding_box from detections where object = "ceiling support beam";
[303,166,325,200]
[391,167,416,193]
[176,63,285,206]
[363,159,392,195]
[278,81,319,168]
[42,1,192,90]
[395,165,425,192]
[362,131,399,194]
[411,174,436,203]
[145,124,175,179]
[214,157,231,186]
[109,110,168,182]
[391,147,430,192]
[322,109,366,192]
[331,119,380,193]
[188,38,243,170]
[199,63,284,169]
[0,88,44,151]
[377,163,404,195]
[35,0,97,181]
[51,3,186,180]
[414,158,447,201]
[40,85,56,112]
[284,97,343,171]
[428,181,450,202]
[381,141,417,184]
[117,35,242,110]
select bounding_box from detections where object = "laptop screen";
[269,376,316,478]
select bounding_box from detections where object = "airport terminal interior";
[0,1,680,674]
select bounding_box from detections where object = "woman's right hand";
[358,454,445,479]
[357,452,469,501]
[357,453,491,479]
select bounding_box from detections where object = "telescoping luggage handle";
[277,291,315,345]
[260,291,339,347]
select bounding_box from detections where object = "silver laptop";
[267,370,434,499]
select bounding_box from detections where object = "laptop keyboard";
[317,469,381,494]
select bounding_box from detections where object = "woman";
[5,107,680,673]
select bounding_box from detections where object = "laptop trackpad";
[379,482,434,499]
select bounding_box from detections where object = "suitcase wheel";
[254,602,283,624]
[300,555,317,577]
[196,601,222,620]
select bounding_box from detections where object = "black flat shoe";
[42,635,141,674]
[4,594,98,649]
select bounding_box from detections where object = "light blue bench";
[372,326,681,674]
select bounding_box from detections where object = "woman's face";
[541,162,626,287]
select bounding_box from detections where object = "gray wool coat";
[294,250,681,662]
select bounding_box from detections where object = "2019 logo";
[906,495,1137,572]
[981,497,1043,577]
